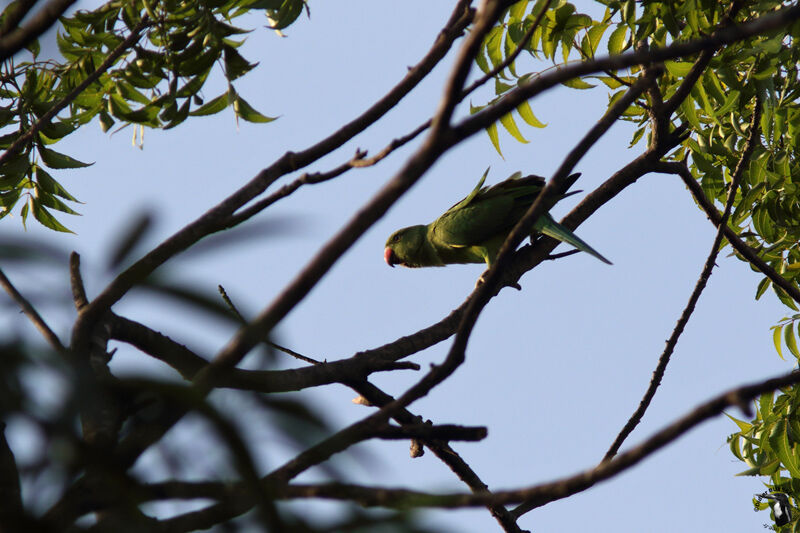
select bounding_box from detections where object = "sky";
[0,1,795,532]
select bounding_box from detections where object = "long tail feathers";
[534,214,612,265]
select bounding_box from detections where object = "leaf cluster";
[0,0,304,231]
[476,0,800,312]
[729,392,800,532]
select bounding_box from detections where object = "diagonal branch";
[0,266,65,352]
[76,0,475,330]
[659,162,800,306]
[602,97,762,463]
[0,0,77,61]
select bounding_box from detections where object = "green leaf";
[516,100,545,128]
[716,91,740,117]
[664,60,693,77]
[223,45,258,81]
[189,90,230,116]
[607,24,628,55]
[35,167,78,202]
[31,199,74,233]
[39,120,75,141]
[38,146,93,169]
[727,412,754,434]
[561,77,595,90]
[487,121,502,157]
[37,190,79,215]
[680,97,701,130]
[99,111,115,132]
[499,112,528,144]
[770,419,800,479]
[267,0,306,30]
[485,25,505,71]
[760,392,775,419]
[774,325,785,359]
[233,95,276,123]
[585,23,608,56]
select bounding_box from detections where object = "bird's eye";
[392,234,401,242]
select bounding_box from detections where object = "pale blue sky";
[1,2,793,531]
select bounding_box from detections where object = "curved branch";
[108,314,419,393]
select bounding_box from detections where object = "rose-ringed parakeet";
[384,171,611,270]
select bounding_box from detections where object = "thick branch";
[0,0,77,61]
[371,423,487,442]
[108,314,419,392]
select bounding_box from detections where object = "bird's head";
[384,225,426,268]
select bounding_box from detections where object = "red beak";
[384,247,396,267]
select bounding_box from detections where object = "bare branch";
[371,423,487,442]
[0,266,65,352]
[602,97,762,462]
[69,252,88,310]
[108,314,418,392]
[217,284,321,365]
[130,370,800,515]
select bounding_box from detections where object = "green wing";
[432,172,546,248]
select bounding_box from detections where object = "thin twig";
[0,266,65,352]
[218,285,321,365]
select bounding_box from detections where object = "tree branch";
[0,266,65,352]
[74,0,475,333]
[602,96,761,462]
[108,314,419,392]
[658,161,800,306]
[0,0,77,61]
[123,371,800,514]
[371,423,487,442]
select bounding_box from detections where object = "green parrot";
[384,170,611,270]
